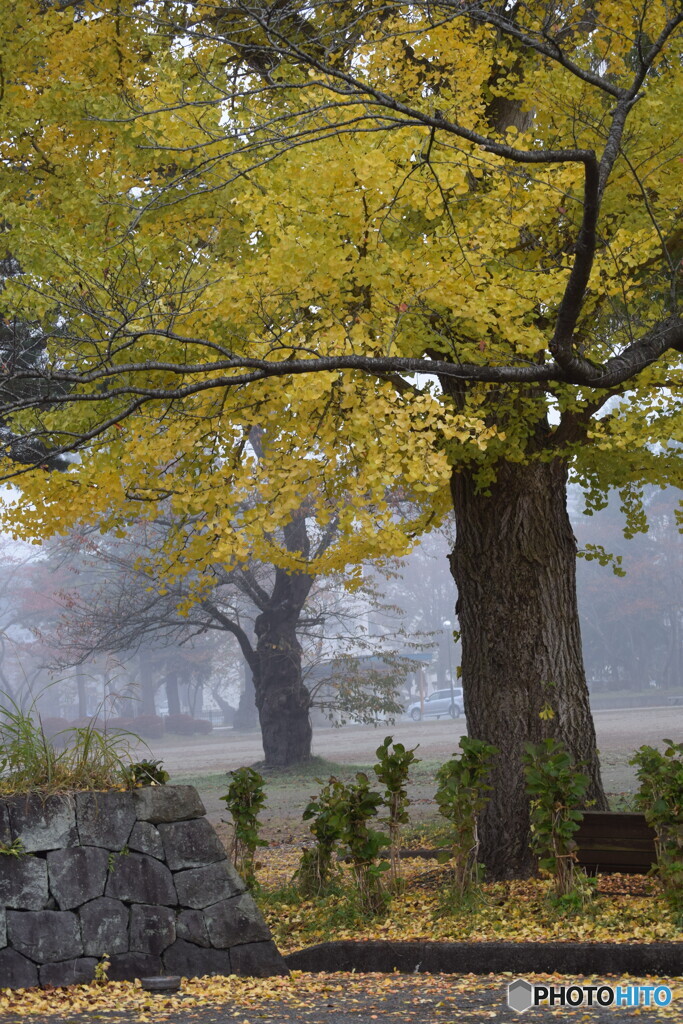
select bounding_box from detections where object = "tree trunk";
[253,609,312,766]
[664,607,681,690]
[450,458,608,880]
[233,661,259,730]
[212,689,237,726]
[187,680,202,717]
[75,667,87,719]
[165,667,181,717]
[138,651,156,716]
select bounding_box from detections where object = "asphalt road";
[0,974,679,1024]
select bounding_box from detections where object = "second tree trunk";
[253,609,312,766]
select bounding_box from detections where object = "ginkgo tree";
[1,0,682,877]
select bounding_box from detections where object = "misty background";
[0,483,680,735]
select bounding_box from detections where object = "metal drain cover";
[140,976,182,994]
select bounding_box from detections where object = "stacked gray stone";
[0,785,287,989]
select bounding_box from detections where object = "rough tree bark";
[450,457,608,879]
[251,512,314,765]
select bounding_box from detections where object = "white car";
[408,687,464,721]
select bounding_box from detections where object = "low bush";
[107,716,134,731]
[165,713,196,736]
[71,716,107,734]
[132,714,165,739]
[522,737,590,903]
[123,759,170,786]
[337,772,390,915]
[221,766,267,887]
[192,717,213,734]
[373,736,420,889]
[435,737,498,897]
[631,739,683,919]
[296,777,347,897]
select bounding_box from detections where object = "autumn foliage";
[1,0,682,874]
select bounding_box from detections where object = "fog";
[0,484,680,729]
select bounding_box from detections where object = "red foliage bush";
[107,716,135,732]
[165,713,196,736]
[132,714,165,740]
[39,717,71,741]
[71,717,106,732]
[164,714,213,735]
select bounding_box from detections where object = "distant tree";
[49,518,420,759]
[0,539,72,710]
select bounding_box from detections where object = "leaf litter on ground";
[1,972,683,1024]
[255,843,681,952]
[1,830,681,1021]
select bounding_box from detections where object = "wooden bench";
[398,811,659,876]
[576,810,657,875]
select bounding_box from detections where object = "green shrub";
[631,739,683,919]
[337,772,390,915]
[522,737,589,900]
[123,759,170,786]
[373,736,419,889]
[220,766,267,887]
[295,776,347,897]
[435,736,498,897]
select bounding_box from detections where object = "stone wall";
[0,785,287,989]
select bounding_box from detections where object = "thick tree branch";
[200,598,257,669]
[190,3,598,173]
[468,6,623,98]
[232,566,272,611]
[548,156,600,378]
[313,514,339,561]
[1,311,682,482]
[591,316,683,388]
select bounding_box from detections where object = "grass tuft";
[0,695,139,795]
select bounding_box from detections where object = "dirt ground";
[138,705,682,833]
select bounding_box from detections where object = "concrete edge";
[284,941,683,976]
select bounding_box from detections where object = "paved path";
[0,975,679,1024]
[144,706,679,777]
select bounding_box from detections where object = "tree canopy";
[2,0,680,552]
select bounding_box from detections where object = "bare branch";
[201,598,257,667]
